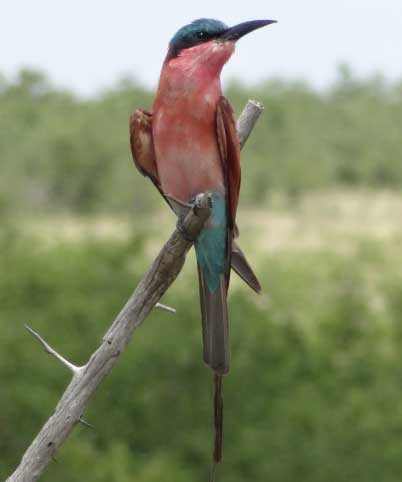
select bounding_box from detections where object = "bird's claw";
[193,193,213,210]
[175,193,213,242]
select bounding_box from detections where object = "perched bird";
[130,17,276,466]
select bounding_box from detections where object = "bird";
[129,17,276,467]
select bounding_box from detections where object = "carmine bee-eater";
[130,17,276,465]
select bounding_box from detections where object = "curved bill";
[219,19,277,41]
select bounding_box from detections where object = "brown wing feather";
[216,97,241,230]
[216,96,242,287]
[129,109,160,185]
[216,97,262,293]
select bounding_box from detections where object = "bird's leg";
[173,193,213,242]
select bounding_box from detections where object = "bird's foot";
[193,192,213,210]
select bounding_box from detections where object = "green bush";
[2,229,402,482]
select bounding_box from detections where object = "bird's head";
[166,18,276,74]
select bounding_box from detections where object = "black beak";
[219,19,277,42]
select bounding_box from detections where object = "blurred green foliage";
[2,227,402,482]
[1,66,402,218]
[2,67,402,481]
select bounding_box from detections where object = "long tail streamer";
[211,374,224,481]
[214,374,224,463]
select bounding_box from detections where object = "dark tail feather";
[213,374,224,463]
[197,265,230,374]
[231,240,261,293]
[198,265,230,466]
[197,265,228,467]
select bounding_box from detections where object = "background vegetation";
[2,68,402,481]
[1,65,402,217]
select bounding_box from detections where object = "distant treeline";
[1,66,401,216]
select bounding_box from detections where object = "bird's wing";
[216,96,241,231]
[129,109,160,186]
[129,109,191,217]
[216,96,261,293]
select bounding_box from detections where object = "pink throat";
[162,40,235,87]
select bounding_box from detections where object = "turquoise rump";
[195,192,227,292]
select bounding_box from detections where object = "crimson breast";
[153,93,224,201]
[152,41,234,202]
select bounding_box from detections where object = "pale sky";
[1,0,401,95]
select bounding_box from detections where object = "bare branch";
[237,99,264,149]
[7,101,264,482]
[24,324,82,375]
[155,302,176,313]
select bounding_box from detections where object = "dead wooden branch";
[237,99,264,148]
